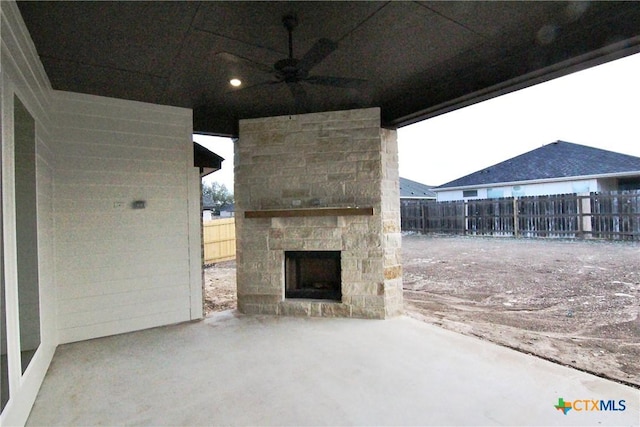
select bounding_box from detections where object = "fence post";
[512,197,517,237]
[578,193,592,239]
[464,200,468,235]
[577,194,583,237]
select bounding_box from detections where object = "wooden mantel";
[244,206,374,219]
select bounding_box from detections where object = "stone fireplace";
[235,107,402,319]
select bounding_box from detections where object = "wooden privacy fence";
[203,218,236,264]
[401,190,640,240]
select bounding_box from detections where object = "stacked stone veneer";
[235,108,402,319]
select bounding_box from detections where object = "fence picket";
[400,190,640,240]
[203,218,236,264]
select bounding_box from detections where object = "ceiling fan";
[219,14,367,112]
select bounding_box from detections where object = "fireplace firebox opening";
[285,251,341,300]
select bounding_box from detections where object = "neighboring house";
[399,177,435,232]
[202,199,234,220]
[202,197,233,220]
[202,193,217,220]
[399,177,436,200]
[433,141,640,202]
[202,209,215,221]
[219,203,235,218]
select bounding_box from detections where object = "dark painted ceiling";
[17,1,640,136]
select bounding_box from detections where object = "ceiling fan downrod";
[282,14,298,60]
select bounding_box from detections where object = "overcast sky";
[195,51,640,191]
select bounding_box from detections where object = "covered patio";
[26,312,639,426]
[2,1,640,425]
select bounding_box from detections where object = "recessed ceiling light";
[229,78,242,87]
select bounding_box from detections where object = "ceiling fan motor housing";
[282,14,298,31]
[274,58,308,82]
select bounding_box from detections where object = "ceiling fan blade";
[305,75,368,89]
[297,38,338,73]
[287,82,310,113]
[216,52,273,74]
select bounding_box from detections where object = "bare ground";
[203,260,237,313]
[204,235,640,387]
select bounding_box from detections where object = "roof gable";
[436,141,640,189]
[400,177,436,198]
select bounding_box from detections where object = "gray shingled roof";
[400,177,436,199]
[436,141,640,189]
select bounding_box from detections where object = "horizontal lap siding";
[52,91,193,344]
[57,287,189,328]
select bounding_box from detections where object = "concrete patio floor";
[27,312,639,426]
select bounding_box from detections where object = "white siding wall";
[1,1,56,425]
[2,1,202,423]
[597,178,618,192]
[52,91,198,344]
[436,179,600,201]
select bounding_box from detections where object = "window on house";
[463,190,478,198]
[618,177,640,191]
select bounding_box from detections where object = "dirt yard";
[203,260,237,314]
[204,235,640,387]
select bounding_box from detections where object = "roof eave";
[433,171,640,192]
[400,196,436,200]
[389,39,640,129]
